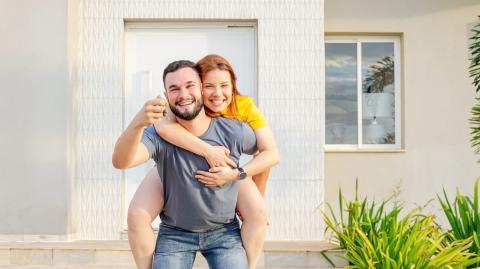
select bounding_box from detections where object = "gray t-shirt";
[141,117,257,232]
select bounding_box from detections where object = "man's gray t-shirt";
[141,117,257,232]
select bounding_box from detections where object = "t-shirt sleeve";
[141,126,162,161]
[241,122,257,155]
[244,98,268,130]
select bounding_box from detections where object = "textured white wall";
[75,0,325,240]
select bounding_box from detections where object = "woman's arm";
[241,126,279,191]
[154,117,237,168]
[195,126,280,189]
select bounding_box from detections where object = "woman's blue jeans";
[153,219,248,269]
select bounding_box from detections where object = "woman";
[128,54,279,269]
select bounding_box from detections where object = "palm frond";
[470,17,480,156]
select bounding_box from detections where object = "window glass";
[362,42,395,144]
[325,43,358,144]
[325,37,400,149]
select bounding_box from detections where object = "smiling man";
[112,60,256,269]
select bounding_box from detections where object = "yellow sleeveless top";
[221,95,268,130]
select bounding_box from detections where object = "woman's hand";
[204,146,237,168]
[195,166,239,187]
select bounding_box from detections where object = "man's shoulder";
[214,116,245,126]
[211,117,255,141]
[143,125,168,144]
[212,117,249,132]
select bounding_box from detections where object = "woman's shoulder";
[235,95,255,107]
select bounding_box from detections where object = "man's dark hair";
[162,60,199,87]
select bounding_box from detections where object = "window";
[325,36,402,150]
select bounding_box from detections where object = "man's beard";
[169,98,204,121]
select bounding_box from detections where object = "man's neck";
[176,109,212,137]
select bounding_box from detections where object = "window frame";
[324,35,402,151]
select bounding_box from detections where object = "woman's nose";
[212,86,222,95]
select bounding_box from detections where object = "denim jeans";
[152,219,248,269]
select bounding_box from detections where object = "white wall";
[325,0,480,220]
[0,0,72,240]
[75,0,325,240]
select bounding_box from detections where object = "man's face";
[164,67,203,121]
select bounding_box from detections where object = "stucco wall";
[0,0,72,239]
[325,0,480,218]
[75,0,325,240]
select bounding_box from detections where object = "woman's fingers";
[224,157,237,168]
[196,178,220,188]
[196,172,224,187]
[195,173,215,183]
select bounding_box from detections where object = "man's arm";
[195,124,279,188]
[155,117,236,168]
[112,97,166,169]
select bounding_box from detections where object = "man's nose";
[178,87,190,97]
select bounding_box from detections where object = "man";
[112,60,255,269]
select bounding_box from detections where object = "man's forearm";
[112,122,146,169]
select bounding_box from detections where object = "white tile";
[264,251,308,267]
[53,249,95,265]
[95,250,135,265]
[0,250,9,265]
[10,249,52,265]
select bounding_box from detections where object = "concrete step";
[0,265,341,269]
[0,240,347,268]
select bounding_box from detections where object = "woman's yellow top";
[222,95,268,130]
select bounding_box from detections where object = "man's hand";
[132,96,168,128]
[204,146,237,168]
[195,166,239,188]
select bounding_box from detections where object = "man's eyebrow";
[168,84,178,90]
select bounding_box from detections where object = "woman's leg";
[128,168,164,269]
[236,177,268,269]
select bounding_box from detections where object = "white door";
[123,22,257,229]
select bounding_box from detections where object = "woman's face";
[202,69,233,113]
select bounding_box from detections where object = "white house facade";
[1,0,480,245]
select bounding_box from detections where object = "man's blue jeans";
[152,219,248,269]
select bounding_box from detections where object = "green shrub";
[437,177,480,268]
[323,181,479,269]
